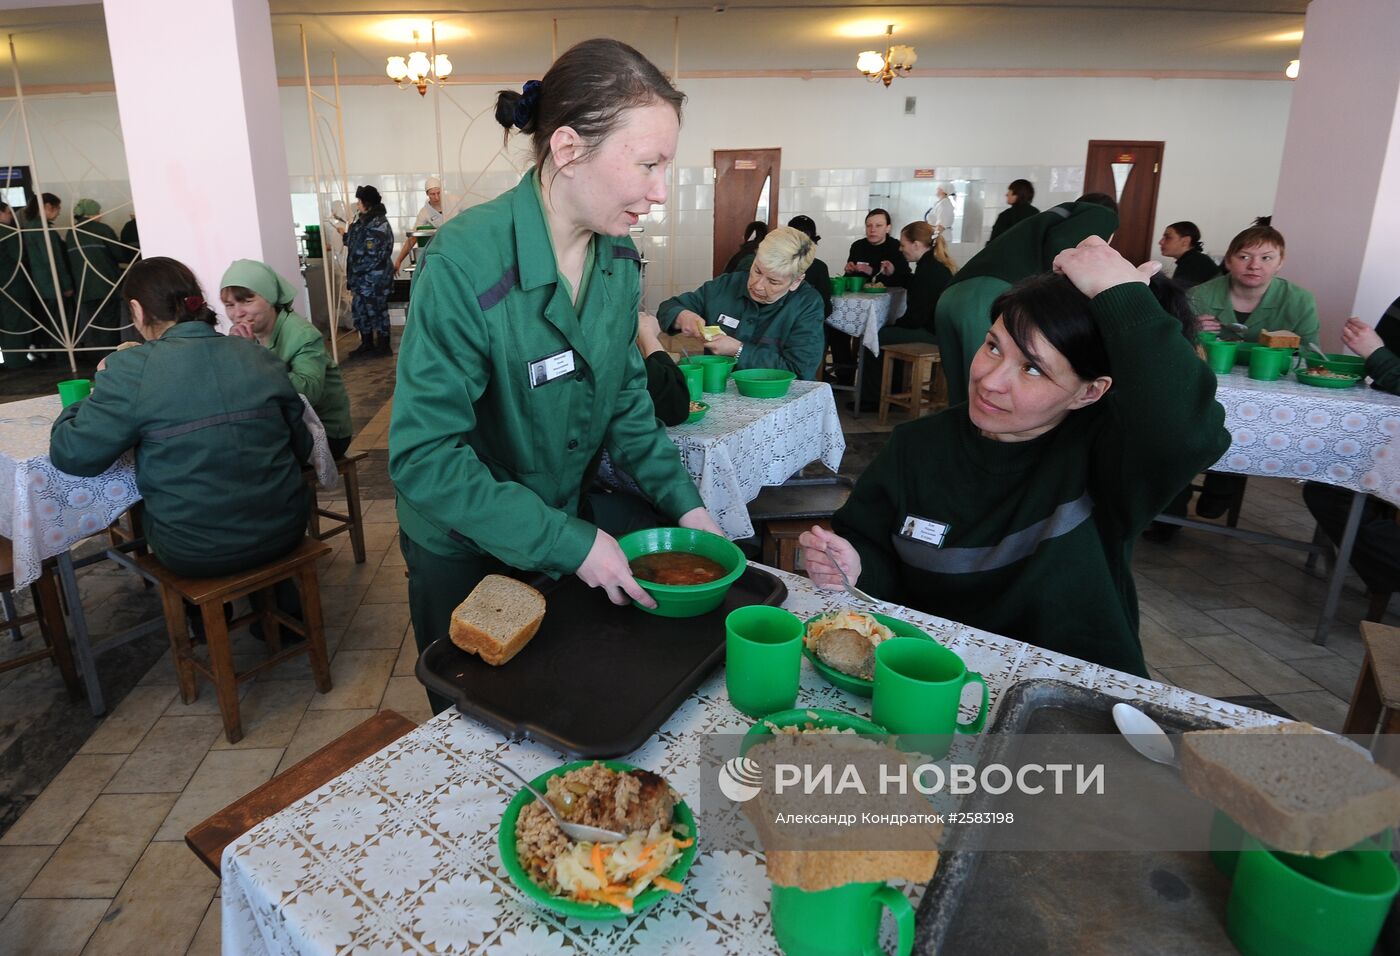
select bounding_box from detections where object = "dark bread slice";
[1180,721,1400,856]
[766,848,940,892]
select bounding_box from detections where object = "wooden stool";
[139,537,334,744]
[1343,620,1400,739]
[0,540,81,700]
[185,709,416,875]
[878,342,942,425]
[762,518,832,574]
[305,452,367,564]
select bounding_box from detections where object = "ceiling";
[0,1,1309,88]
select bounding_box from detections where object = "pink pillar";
[1272,0,1400,348]
[102,0,301,324]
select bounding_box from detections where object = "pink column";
[1272,0,1400,347]
[102,0,301,323]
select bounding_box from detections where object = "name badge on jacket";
[527,349,577,389]
[899,514,948,548]
[718,313,740,330]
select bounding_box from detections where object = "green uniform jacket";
[49,322,312,576]
[0,223,32,352]
[67,220,122,304]
[1171,249,1219,288]
[885,250,952,335]
[1365,347,1400,393]
[20,212,73,301]
[657,272,825,379]
[834,283,1229,677]
[1188,275,1319,348]
[267,309,352,441]
[988,202,1039,242]
[389,173,703,575]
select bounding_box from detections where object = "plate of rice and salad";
[498,760,698,919]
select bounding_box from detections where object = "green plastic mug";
[725,605,803,718]
[873,637,988,758]
[1247,346,1292,381]
[56,378,92,407]
[847,276,867,294]
[830,276,848,295]
[1227,834,1400,956]
[680,364,704,402]
[1197,331,1219,344]
[771,881,914,956]
[1204,339,1239,374]
[685,355,736,394]
[1211,812,1394,879]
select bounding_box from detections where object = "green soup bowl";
[618,527,746,617]
[731,368,796,398]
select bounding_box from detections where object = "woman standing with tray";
[390,40,721,710]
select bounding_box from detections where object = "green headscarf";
[73,198,101,218]
[219,258,298,312]
[949,201,1119,288]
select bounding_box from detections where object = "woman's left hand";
[678,507,724,537]
[1053,236,1160,299]
[1342,316,1384,360]
[706,334,741,357]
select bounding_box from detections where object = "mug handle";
[870,884,915,956]
[956,671,990,735]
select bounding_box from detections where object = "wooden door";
[1084,140,1164,266]
[713,148,781,276]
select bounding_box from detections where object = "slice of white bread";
[448,575,546,666]
[1180,721,1400,856]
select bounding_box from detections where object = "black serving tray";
[915,679,1400,955]
[416,565,786,759]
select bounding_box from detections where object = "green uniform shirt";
[1189,275,1320,348]
[67,220,122,304]
[20,212,73,301]
[49,321,312,575]
[657,272,825,379]
[389,172,703,575]
[834,283,1229,677]
[266,310,352,440]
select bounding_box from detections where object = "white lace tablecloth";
[221,569,1272,956]
[826,289,906,358]
[599,381,845,540]
[1212,369,1400,506]
[0,395,337,589]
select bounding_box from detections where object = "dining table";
[825,288,907,415]
[598,379,846,541]
[219,568,1274,956]
[1165,367,1400,642]
[0,393,339,714]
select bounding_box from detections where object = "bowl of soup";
[618,527,747,618]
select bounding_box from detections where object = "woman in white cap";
[393,176,453,274]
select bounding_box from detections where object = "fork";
[823,546,886,609]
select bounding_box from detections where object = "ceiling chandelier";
[386,31,452,96]
[857,24,917,87]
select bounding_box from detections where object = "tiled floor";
[0,345,1389,954]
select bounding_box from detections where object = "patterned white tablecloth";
[826,289,907,358]
[600,381,845,540]
[1212,369,1400,506]
[0,394,338,589]
[221,570,1272,956]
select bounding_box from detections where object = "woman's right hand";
[1342,316,1384,359]
[228,322,255,340]
[676,311,707,339]
[1197,315,1222,333]
[576,529,656,608]
[797,525,862,591]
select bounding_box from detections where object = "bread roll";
[449,575,546,666]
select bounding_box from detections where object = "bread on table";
[1258,329,1301,349]
[448,575,546,666]
[766,848,940,892]
[1180,721,1400,856]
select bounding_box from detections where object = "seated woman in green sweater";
[660,226,825,379]
[220,259,354,458]
[799,237,1229,677]
[1189,224,1318,347]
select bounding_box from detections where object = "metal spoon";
[1221,322,1251,336]
[1111,702,1179,768]
[488,756,628,843]
[1306,340,1330,363]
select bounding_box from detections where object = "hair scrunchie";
[513,79,542,129]
[183,295,205,315]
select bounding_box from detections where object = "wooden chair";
[1344,621,1400,739]
[0,540,81,700]
[185,709,417,876]
[304,452,367,564]
[748,476,855,574]
[878,342,943,425]
[139,537,334,744]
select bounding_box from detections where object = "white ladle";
[1111,702,1179,768]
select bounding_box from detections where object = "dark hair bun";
[494,90,521,131]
